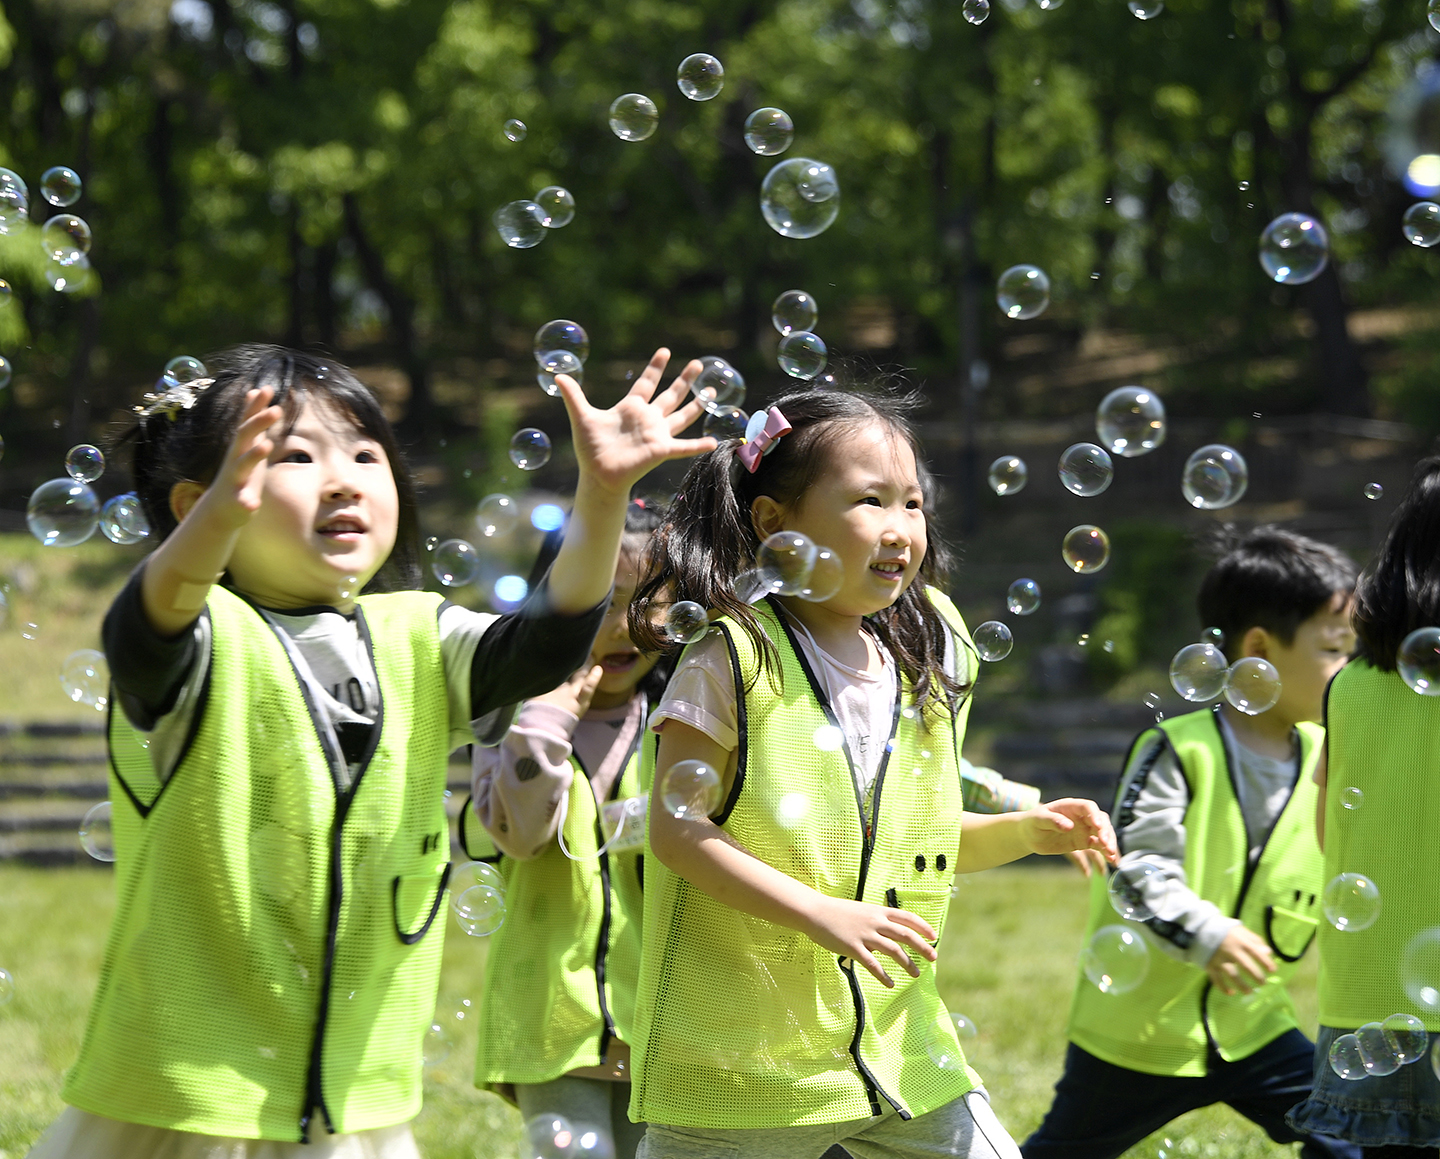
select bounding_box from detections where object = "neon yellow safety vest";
[1319,660,1440,1031]
[464,735,647,1085]
[1068,706,1326,1076]
[64,585,452,1141]
[630,591,980,1129]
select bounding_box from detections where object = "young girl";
[625,387,1118,1159]
[461,501,667,1159]
[1287,458,1440,1157]
[26,345,713,1159]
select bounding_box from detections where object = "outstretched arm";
[954,798,1119,874]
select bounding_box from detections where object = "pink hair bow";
[737,407,792,473]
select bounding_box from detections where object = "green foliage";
[1088,520,1200,681]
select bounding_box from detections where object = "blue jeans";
[1286,1026,1440,1150]
[1020,1031,1361,1159]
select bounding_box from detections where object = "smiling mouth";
[318,516,366,538]
[599,652,640,672]
[871,561,906,579]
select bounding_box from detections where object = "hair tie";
[737,407,792,473]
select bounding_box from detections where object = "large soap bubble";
[1007,579,1041,616]
[475,494,519,538]
[757,531,818,596]
[745,108,793,156]
[1096,387,1166,457]
[61,649,109,709]
[454,884,506,936]
[1259,213,1329,285]
[1108,860,1174,922]
[535,186,575,228]
[494,201,546,249]
[27,478,100,547]
[1082,926,1150,995]
[79,800,115,861]
[100,493,151,545]
[988,456,1027,496]
[1182,445,1248,509]
[997,264,1050,320]
[1223,657,1282,715]
[1404,202,1440,247]
[432,539,480,587]
[677,53,724,101]
[962,0,990,22]
[778,332,827,379]
[664,601,709,646]
[973,621,1013,662]
[65,444,104,483]
[691,357,745,413]
[1322,872,1381,932]
[661,759,722,819]
[41,166,83,208]
[1059,443,1113,496]
[609,94,659,142]
[534,319,590,365]
[1401,928,1440,1012]
[761,158,841,239]
[1062,525,1111,574]
[1169,643,1227,702]
[509,429,552,471]
[772,289,817,335]
[1398,627,1440,695]
[538,350,583,396]
[41,214,92,265]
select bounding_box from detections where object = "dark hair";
[1197,525,1358,655]
[629,385,965,715]
[1353,458,1440,670]
[119,344,422,592]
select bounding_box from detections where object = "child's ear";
[750,495,785,543]
[1238,624,1271,660]
[169,480,206,524]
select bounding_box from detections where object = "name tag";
[600,794,648,854]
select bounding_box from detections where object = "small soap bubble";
[1128,1,1164,17]
[27,478,100,547]
[1036,0,1063,9]
[798,546,844,602]
[925,1015,968,1071]
[661,759,722,819]
[1259,213,1329,284]
[1169,643,1228,702]
[745,108,794,156]
[609,93,659,142]
[425,536,438,551]
[538,349,583,396]
[1108,860,1173,922]
[1341,786,1364,810]
[677,53,724,101]
[432,539,480,587]
[1201,626,1224,647]
[531,504,565,532]
[61,649,109,709]
[163,355,207,387]
[1062,525,1111,574]
[988,456,1028,496]
[0,967,12,1005]
[494,575,529,607]
[974,621,1013,662]
[1223,657,1282,715]
[757,530,819,596]
[526,1115,577,1159]
[962,0,990,23]
[494,201,547,249]
[1398,627,1440,695]
[772,289,818,335]
[1144,692,1161,710]
[0,168,28,233]
[534,319,590,364]
[79,800,115,861]
[1059,443,1114,496]
[1323,872,1382,932]
[776,792,812,828]
[761,157,841,239]
[813,724,845,752]
[1404,202,1440,247]
[65,444,104,483]
[1076,633,1091,648]
[535,186,575,228]
[1082,925,1150,994]
[996,264,1050,320]
[422,1022,452,1065]
[475,494,518,538]
[1182,445,1249,509]
[703,406,748,441]
[733,567,773,605]
[1007,578,1041,616]
[46,256,93,294]
[1402,929,1440,1013]
[571,1126,614,1159]
[777,331,827,379]
[691,357,745,413]
[41,166,82,208]
[1382,1013,1429,1065]
[1103,639,1116,653]
[503,118,527,142]
[664,601,709,646]
[453,859,507,898]
[1357,1022,1401,1076]
[1096,387,1167,457]
[41,214,92,265]
[453,884,506,936]
[1364,482,1384,501]
[0,279,10,309]
[1329,1033,1367,1080]
[509,428,552,471]
[1431,0,1440,32]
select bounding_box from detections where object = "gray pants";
[638,1090,1022,1159]
[515,1077,648,1159]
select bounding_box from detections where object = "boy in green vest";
[1022,527,1361,1159]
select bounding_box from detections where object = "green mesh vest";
[1068,706,1326,1077]
[467,737,647,1086]
[63,585,452,1141]
[630,592,980,1128]
[1320,660,1440,1031]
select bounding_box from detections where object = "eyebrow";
[855,478,922,492]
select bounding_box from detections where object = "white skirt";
[25,1108,422,1159]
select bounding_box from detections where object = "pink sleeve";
[471,701,577,859]
[650,632,740,752]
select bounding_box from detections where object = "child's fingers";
[884,907,939,946]
[656,434,719,464]
[579,664,606,696]
[853,951,895,990]
[551,372,590,424]
[873,937,920,978]
[664,394,710,436]
[626,348,672,401]
[655,359,703,413]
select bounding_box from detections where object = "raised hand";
[1020,798,1120,864]
[207,387,283,528]
[530,664,605,720]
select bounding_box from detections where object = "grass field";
[0,864,1316,1159]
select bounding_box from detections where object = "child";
[1022,527,1361,1159]
[26,345,713,1158]
[626,387,1117,1159]
[1287,459,1440,1157]
[462,500,668,1159]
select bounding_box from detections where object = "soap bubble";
[1401,928,1440,1012]
[1364,482,1384,501]
[757,530,818,596]
[27,478,100,547]
[660,759,722,819]
[0,167,28,232]
[761,157,841,239]
[61,649,108,709]
[1382,1013,1429,1065]
[925,1015,967,1071]
[745,108,793,156]
[1082,925,1150,995]
[534,319,590,365]
[0,968,12,1005]
[962,0,990,23]
[0,279,10,308]
[951,1012,979,1040]
[772,289,818,335]
[162,355,207,387]
[1223,657,1282,715]
[100,494,150,545]
[1341,786,1364,810]
[1322,873,1381,932]
[691,357,745,413]
[996,264,1050,320]
[1096,387,1167,457]
[526,1115,577,1159]
[778,331,827,379]
[1007,578,1041,616]
[432,539,481,587]
[1404,202,1440,247]
[423,1022,453,1064]
[1398,627,1440,695]
[501,118,528,144]
[509,428,552,470]
[1259,213,1329,284]
[1431,0,1440,32]
[46,256,93,294]
[734,568,772,605]
[1108,861,1173,922]
[494,201,547,248]
[1329,1034,1366,1080]
[1169,644,1228,702]
[813,724,844,752]
[453,859,507,898]
[494,575,528,607]
[798,547,844,601]
[609,94,659,142]
[41,214,91,265]
[974,621,1013,662]
[1201,626,1225,647]
[535,186,575,228]
[1182,445,1249,509]
[703,406,748,441]
[453,884,506,936]
[475,494,519,538]
[1128,1,1163,16]
[531,504,565,532]
[1356,1022,1401,1076]
[41,166,82,208]
[1062,525,1111,574]
[65,444,104,483]
[988,456,1027,496]
[1059,443,1114,496]
[664,601,709,646]
[79,800,115,862]
[538,349,583,396]
[677,53,724,101]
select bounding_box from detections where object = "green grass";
[0,865,1315,1159]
